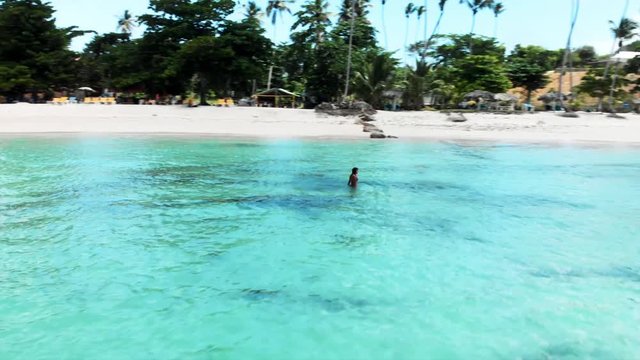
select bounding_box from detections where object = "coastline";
[1,103,640,145]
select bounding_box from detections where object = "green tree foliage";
[430,34,505,66]
[78,32,131,90]
[575,46,597,66]
[450,55,511,94]
[427,34,509,100]
[135,0,268,98]
[332,0,377,49]
[577,68,629,110]
[507,45,557,103]
[139,0,234,41]
[217,20,273,96]
[0,65,34,96]
[173,36,233,105]
[291,0,331,48]
[353,51,398,108]
[402,61,429,110]
[282,0,334,101]
[0,0,87,100]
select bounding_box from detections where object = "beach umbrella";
[538,92,568,103]
[463,90,495,101]
[77,87,97,92]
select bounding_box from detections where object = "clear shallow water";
[1,138,639,359]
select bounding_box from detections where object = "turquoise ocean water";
[1,138,639,359]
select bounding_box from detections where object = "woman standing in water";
[348,167,359,188]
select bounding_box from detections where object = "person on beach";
[348,167,359,188]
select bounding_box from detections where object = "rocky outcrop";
[315,101,377,116]
[370,132,387,139]
[315,101,397,139]
[447,113,468,122]
[607,113,626,119]
[558,111,579,118]
[355,117,395,139]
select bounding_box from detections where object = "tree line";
[0,0,639,111]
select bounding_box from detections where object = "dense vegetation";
[1,0,639,111]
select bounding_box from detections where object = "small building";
[610,51,640,64]
[382,90,403,110]
[254,88,299,108]
[491,93,518,112]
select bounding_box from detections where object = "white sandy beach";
[1,103,640,144]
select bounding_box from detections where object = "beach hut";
[382,90,403,110]
[463,90,495,102]
[254,88,299,108]
[491,93,518,112]
[462,90,495,110]
[538,92,568,111]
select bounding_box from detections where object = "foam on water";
[1,138,639,359]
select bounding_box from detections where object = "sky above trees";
[50,0,639,55]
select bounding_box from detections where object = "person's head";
[352,167,359,175]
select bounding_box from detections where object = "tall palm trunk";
[344,0,357,99]
[199,75,209,106]
[597,37,619,112]
[605,0,631,113]
[608,61,621,112]
[470,11,477,35]
[381,1,388,48]
[404,17,411,62]
[469,11,478,54]
[558,0,580,111]
[423,0,428,43]
[426,2,447,49]
[415,15,421,45]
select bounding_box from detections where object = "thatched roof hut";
[254,88,299,108]
[463,90,495,101]
[538,92,568,104]
[493,93,518,103]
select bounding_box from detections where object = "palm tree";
[266,0,294,89]
[607,17,638,111]
[435,0,448,34]
[492,2,504,38]
[460,0,493,36]
[415,5,426,46]
[291,0,332,48]
[598,0,633,111]
[354,52,399,108]
[404,3,416,62]
[117,10,136,34]
[421,0,448,59]
[610,17,638,50]
[243,1,264,22]
[266,0,294,41]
